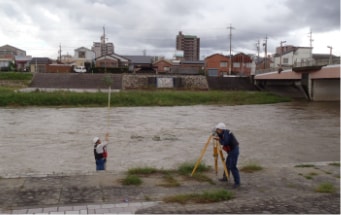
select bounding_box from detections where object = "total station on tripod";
[191,130,229,178]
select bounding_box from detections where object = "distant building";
[95,53,129,68]
[153,59,173,74]
[312,53,340,65]
[0,44,30,71]
[92,27,114,58]
[205,54,230,76]
[74,47,95,67]
[272,45,313,68]
[232,53,254,76]
[0,44,26,57]
[29,57,53,73]
[123,55,155,73]
[176,31,200,61]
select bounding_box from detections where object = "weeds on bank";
[122,175,142,186]
[127,167,160,175]
[240,163,263,173]
[315,182,336,193]
[163,189,234,204]
[177,162,210,175]
[294,164,316,168]
[121,162,212,186]
[158,174,181,187]
[328,162,340,167]
[299,172,319,180]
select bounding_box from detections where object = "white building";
[272,46,314,68]
[74,47,95,66]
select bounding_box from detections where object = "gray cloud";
[0,0,339,58]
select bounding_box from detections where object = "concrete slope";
[29,73,122,89]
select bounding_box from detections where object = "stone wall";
[122,74,209,90]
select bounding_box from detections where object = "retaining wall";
[122,74,209,90]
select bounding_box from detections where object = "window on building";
[220,61,228,67]
[283,58,289,64]
[78,51,86,58]
[164,66,170,71]
[233,62,240,68]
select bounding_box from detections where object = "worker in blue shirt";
[214,122,240,188]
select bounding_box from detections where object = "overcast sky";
[0,0,340,59]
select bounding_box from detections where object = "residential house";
[123,55,155,73]
[231,53,253,76]
[0,44,26,56]
[312,53,340,65]
[29,57,53,73]
[74,47,96,70]
[204,53,230,76]
[59,54,75,65]
[172,60,204,75]
[272,45,313,68]
[0,44,28,71]
[153,59,173,74]
[255,57,273,71]
[15,55,32,71]
[95,53,129,68]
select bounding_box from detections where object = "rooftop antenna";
[308,29,314,48]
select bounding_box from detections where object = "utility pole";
[280,41,286,68]
[227,24,235,75]
[101,26,108,72]
[263,35,268,69]
[256,40,260,62]
[327,46,333,64]
[58,43,62,63]
[308,29,314,48]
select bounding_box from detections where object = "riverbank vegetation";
[0,89,290,107]
[0,72,290,107]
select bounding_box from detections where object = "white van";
[74,66,86,73]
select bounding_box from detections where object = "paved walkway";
[0,162,339,214]
[3,202,160,214]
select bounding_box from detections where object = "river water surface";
[0,102,339,177]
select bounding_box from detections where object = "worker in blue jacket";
[214,122,240,188]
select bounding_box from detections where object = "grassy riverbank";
[0,72,290,107]
[0,88,290,107]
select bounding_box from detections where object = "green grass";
[294,164,316,168]
[189,173,216,185]
[159,174,181,187]
[240,163,263,173]
[123,162,214,186]
[0,88,290,107]
[178,162,210,175]
[122,175,142,186]
[0,72,33,80]
[127,167,159,175]
[315,182,336,193]
[328,162,340,167]
[163,189,234,204]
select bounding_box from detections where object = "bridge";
[254,64,340,101]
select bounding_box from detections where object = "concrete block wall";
[122,74,209,90]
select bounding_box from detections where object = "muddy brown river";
[0,101,339,177]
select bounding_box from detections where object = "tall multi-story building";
[92,27,114,58]
[176,31,200,61]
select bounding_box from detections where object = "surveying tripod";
[191,134,229,179]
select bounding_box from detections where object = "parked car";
[74,66,87,73]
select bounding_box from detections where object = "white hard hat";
[215,122,226,130]
[93,137,100,144]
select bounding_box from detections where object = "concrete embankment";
[0,162,339,214]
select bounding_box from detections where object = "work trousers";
[96,158,105,171]
[225,146,240,185]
